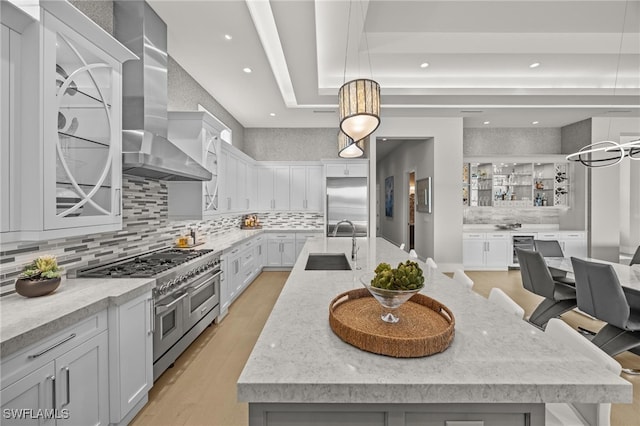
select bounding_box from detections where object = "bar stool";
[630,245,640,266]
[488,288,525,319]
[453,269,474,290]
[545,319,622,426]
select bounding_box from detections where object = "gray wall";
[464,128,561,156]
[560,119,591,154]
[376,140,432,258]
[243,128,342,161]
[71,0,246,150]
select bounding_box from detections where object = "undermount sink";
[305,253,352,271]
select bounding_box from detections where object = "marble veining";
[237,237,631,405]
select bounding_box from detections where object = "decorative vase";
[15,277,61,298]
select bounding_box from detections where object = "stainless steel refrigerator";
[326,177,368,237]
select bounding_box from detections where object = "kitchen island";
[237,237,631,426]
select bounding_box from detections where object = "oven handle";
[189,270,222,292]
[155,292,188,314]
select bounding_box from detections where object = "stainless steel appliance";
[511,234,535,267]
[326,177,368,237]
[114,1,211,182]
[75,248,221,380]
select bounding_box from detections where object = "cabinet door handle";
[48,375,56,410]
[115,188,121,216]
[149,297,155,334]
[28,333,76,359]
[62,367,70,407]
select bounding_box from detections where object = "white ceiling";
[148,0,640,129]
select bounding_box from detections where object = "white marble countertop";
[0,276,154,357]
[237,236,631,405]
[463,224,586,233]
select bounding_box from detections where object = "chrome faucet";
[333,220,357,261]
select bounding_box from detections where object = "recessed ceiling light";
[382,138,387,141]
[224,34,232,40]
[483,121,490,125]
[243,67,252,73]
[529,62,541,68]
[532,121,539,125]
[269,112,276,117]
[420,62,429,68]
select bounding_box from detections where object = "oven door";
[153,291,187,362]
[184,270,221,331]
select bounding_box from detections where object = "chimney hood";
[114,1,211,182]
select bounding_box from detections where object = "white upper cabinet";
[219,143,255,213]
[290,165,323,212]
[257,166,290,211]
[325,160,369,178]
[167,111,224,219]
[1,2,136,242]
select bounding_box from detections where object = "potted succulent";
[15,255,63,297]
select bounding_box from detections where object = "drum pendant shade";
[338,131,365,158]
[339,79,380,142]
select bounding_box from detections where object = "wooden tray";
[329,288,455,358]
[240,225,262,230]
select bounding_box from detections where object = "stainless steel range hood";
[114,1,211,182]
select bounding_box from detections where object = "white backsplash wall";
[0,176,322,297]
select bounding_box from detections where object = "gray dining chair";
[571,257,640,357]
[516,248,577,329]
[630,245,640,266]
[533,239,575,286]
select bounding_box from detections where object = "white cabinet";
[246,166,257,211]
[290,165,323,211]
[325,161,368,177]
[1,2,136,242]
[463,232,509,270]
[295,232,321,260]
[257,166,290,211]
[266,233,296,267]
[1,311,109,426]
[108,292,153,425]
[220,144,255,213]
[559,231,587,258]
[167,111,226,220]
[254,235,266,276]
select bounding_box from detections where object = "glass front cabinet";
[167,110,226,220]
[463,158,570,208]
[1,2,136,241]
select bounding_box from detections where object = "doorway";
[408,171,415,250]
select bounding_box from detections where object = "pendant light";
[338,0,381,143]
[566,0,638,168]
[338,131,365,158]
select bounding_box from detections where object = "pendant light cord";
[358,0,374,79]
[606,0,628,141]
[342,0,353,84]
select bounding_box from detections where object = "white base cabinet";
[463,233,510,270]
[1,311,110,426]
[266,233,296,268]
[108,292,153,425]
[536,231,587,258]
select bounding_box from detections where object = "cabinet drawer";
[560,232,585,239]
[537,232,559,240]
[463,233,485,239]
[486,233,509,240]
[1,310,108,388]
[267,232,295,240]
[296,232,321,241]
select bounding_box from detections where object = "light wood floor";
[131,270,640,426]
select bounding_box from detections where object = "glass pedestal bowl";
[360,273,422,323]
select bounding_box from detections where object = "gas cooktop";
[78,248,214,278]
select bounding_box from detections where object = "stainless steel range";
[75,247,221,380]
